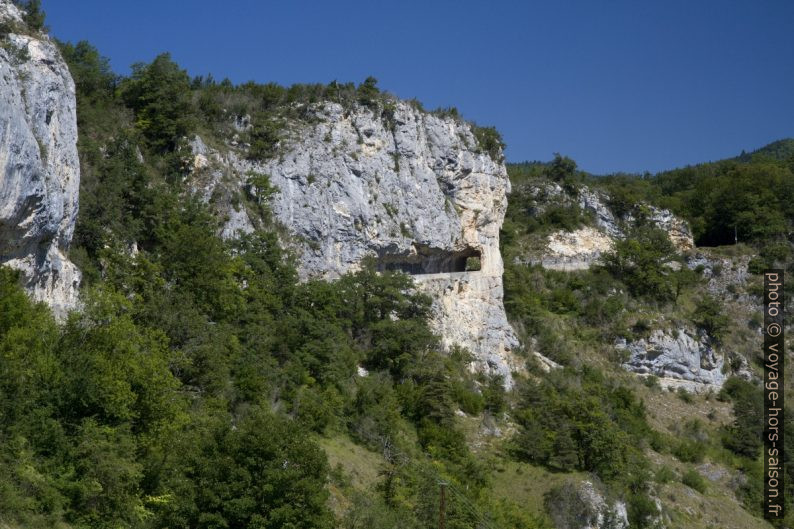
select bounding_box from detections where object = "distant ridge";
[507,138,794,178]
[734,138,794,162]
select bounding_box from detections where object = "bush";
[465,256,481,271]
[676,387,694,404]
[691,295,729,343]
[601,226,677,301]
[15,0,46,32]
[681,469,707,493]
[472,125,505,162]
[626,491,660,529]
[672,439,705,463]
[643,375,660,390]
[246,113,282,161]
[654,466,675,484]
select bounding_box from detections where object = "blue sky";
[42,0,794,174]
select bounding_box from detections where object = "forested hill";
[510,139,794,267]
[735,138,794,162]
[606,139,794,256]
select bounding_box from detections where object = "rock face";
[617,328,726,391]
[577,186,623,239]
[545,479,629,529]
[0,2,81,317]
[537,227,614,271]
[517,181,694,272]
[190,100,520,381]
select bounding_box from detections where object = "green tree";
[547,153,577,183]
[15,0,46,31]
[119,53,194,152]
[691,295,729,343]
[159,407,333,529]
[602,226,677,301]
[58,41,117,100]
[357,76,380,107]
[672,266,699,302]
[719,378,763,458]
[246,114,283,161]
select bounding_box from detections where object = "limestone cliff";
[0,1,80,317]
[616,329,726,392]
[190,100,521,381]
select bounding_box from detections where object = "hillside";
[0,2,792,529]
[736,139,794,163]
[501,153,793,528]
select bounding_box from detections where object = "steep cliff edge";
[190,100,521,381]
[0,1,80,316]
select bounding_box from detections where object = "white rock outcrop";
[537,226,614,271]
[190,100,520,382]
[519,181,694,271]
[617,328,726,391]
[0,2,81,317]
[546,479,629,529]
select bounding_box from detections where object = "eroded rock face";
[0,2,81,317]
[538,226,614,271]
[617,328,726,391]
[520,181,694,271]
[545,479,629,529]
[190,100,520,382]
[646,206,694,251]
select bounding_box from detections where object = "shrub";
[627,491,661,529]
[672,439,705,463]
[654,466,675,484]
[472,125,505,162]
[676,387,694,404]
[601,226,677,301]
[15,0,46,32]
[691,295,729,343]
[681,469,707,493]
[465,256,481,271]
[643,375,660,390]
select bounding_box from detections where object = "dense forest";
[1,3,793,528]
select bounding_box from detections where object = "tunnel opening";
[376,244,481,275]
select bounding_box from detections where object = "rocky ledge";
[616,328,726,392]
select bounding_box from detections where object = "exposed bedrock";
[0,1,81,317]
[190,100,521,382]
